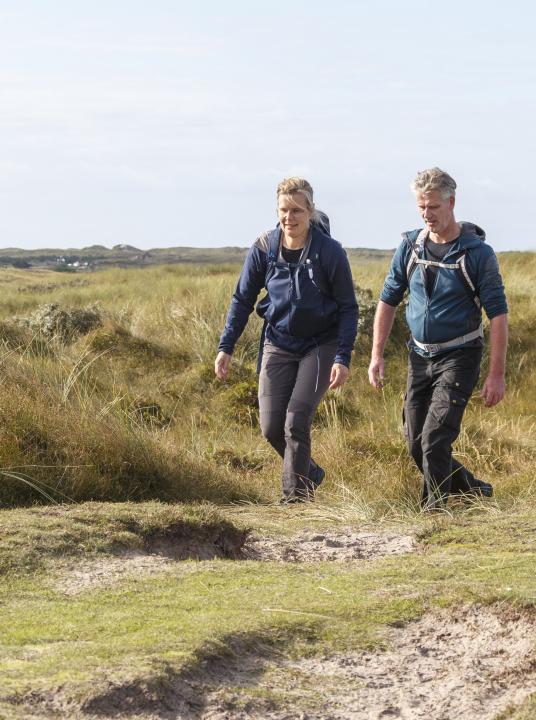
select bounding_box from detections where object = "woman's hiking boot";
[305,463,325,499]
[279,464,325,504]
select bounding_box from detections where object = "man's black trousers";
[403,346,483,508]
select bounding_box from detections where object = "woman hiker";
[215,177,358,503]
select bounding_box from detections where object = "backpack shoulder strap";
[304,228,323,262]
[302,230,331,295]
[405,228,427,283]
[264,229,280,287]
[458,250,481,308]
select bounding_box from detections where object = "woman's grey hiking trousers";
[258,340,337,500]
[403,346,483,509]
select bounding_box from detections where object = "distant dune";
[0,245,395,271]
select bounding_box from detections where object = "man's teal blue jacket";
[380,222,507,356]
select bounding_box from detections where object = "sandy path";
[57,528,418,595]
[243,528,417,562]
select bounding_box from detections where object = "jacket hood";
[403,222,486,250]
[457,222,486,248]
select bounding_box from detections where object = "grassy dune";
[0,254,533,510]
[0,254,535,718]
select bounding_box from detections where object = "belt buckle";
[426,343,441,353]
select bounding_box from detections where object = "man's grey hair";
[411,167,457,200]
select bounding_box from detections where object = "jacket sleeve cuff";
[334,353,350,368]
[217,342,235,355]
[486,307,508,321]
[379,291,400,307]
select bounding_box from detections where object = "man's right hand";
[368,356,385,389]
[215,351,232,380]
[368,301,396,389]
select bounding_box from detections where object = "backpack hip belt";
[412,323,483,353]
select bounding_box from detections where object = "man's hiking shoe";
[309,464,325,489]
[459,480,493,499]
[279,494,307,505]
[474,480,493,497]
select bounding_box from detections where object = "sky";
[1,1,535,251]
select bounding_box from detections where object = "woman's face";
[277,192,313,242]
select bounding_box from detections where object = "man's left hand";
[329,363,349,390]
[481,373,506,407]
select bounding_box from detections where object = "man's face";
[415,190,455,235]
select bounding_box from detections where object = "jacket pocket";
[255,293,271,319]
[287,266,337,337]
[288,295,338,337]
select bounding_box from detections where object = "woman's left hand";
[329,363,349,390]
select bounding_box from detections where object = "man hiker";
[368,167,508,509]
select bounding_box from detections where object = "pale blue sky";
[1,1,534,250]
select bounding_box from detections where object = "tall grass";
[0,252,533,510]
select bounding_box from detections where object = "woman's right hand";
[214,351,232,380]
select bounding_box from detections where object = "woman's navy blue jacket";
[218,226,358,367]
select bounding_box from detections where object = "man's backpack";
[405,228,481,308]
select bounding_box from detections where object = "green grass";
[0,502,535,717]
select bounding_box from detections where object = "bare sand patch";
[205,604,536,720]
[58,528,417,595]
[243,528,417,563]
